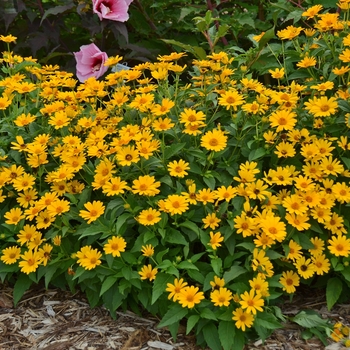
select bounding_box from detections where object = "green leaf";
[223,266,247,283]
[158,303,188,328]
[14,274,33,306]
[179,221,201,236]
[40,3,75,25]
[249,147,266,161]
[326,277,342,310]
[100,275,118,296]
[152,272,173,305]
[115,213,133,234]
[177,260,199,271]
[164,142,186,159]
[164,229,188,245]
[211,257,222,276]
[258,26,276,49]
[200,308,217,321]
[218,321,235,350]
[255,311,283,330]
[203,322,222,350]
[291,310,329,329]
[186,315,200,334]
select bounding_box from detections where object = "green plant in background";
[1,1,350,349]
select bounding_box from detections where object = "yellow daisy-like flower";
[132,175,161,197]
[328,235,350,257]
[239,289,264,315]
[76,246,102,270]
[139,264,158,281]
[79,200,105,224]
[202,212,221,230]
[210,287,232,307]
[167,159,190,178]
[0,34,17,43]
[164,194,189,216]
[218,89,244,110]
[4,207,25,225]
[1,246,21,265]
[115,145,140,167]
[269,110,297,132]
[103,236,126,257]
[279,270,300,293]
[294,256,315,279]
[200,128,227,152]
[208,231,224,250]
[166,278,188,301]
[296,56,317,68]
[137,208,162,226]
[232,307,254,331]
[177,285,205,308]
[18,250,43,274]
[141,244,154,257]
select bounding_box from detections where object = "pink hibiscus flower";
[92,0,133,22]
[74,43,108,82]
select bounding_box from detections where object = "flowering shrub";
[2,2,350,348]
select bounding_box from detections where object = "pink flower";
[74,43,108,82]
[92,0,133,22]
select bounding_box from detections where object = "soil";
[0,282,349,350]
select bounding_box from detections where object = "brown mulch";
[0,282,349,350]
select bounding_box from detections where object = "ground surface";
[0,282,349,350]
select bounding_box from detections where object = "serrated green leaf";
[326,277,342,310]
[14,274,33,306]
[179,221,201,236]
[211,257,222,275]
[164,142,186,159]
[223,265,247,283]
[291,310,329,329]
[200,308,217,321]
[158,303,188,328]
[186,315,200,334]
[100,275,118,296]
[151,272,173,305]
[177,261,199,271]
[203,322,221,350]
[218,320,235,350]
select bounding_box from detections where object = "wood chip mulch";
[0,282,349,350]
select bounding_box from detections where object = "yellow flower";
[302,5,323,19]
[139,264,158,281]
[167,159,190,178]
[76,246,102,270]
[166,278,188,301]
[132,175,161,197]
[218,89,244,110]
[79,200,105,224]
[269,67,284,79]
[164,194,189,216]
[200,128,227,152]
[210,276,225,290]
[19,250,43,274]
[208,231,224,250]
[279,270,300,293]
[328,235,350,257]
[38,243,53,266]
[138,208,162,226]
[202,213,221,230]
[102,177,128,196]
[294,256,315,279]
[103,236,126,257]
[141,244,154,257]
[0,34,17,43]
[177,286,205,308]
[277,25,302,40]
[4,207,25,225]
[232,307,254,331]
[312,254,330,275]
[210,287,232,307]
[116,145,140,167]
[269,110,297,132]
[239,289,264,315]
[179,108,206,125]
[296,56,317,68]
[1,246,21,264]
